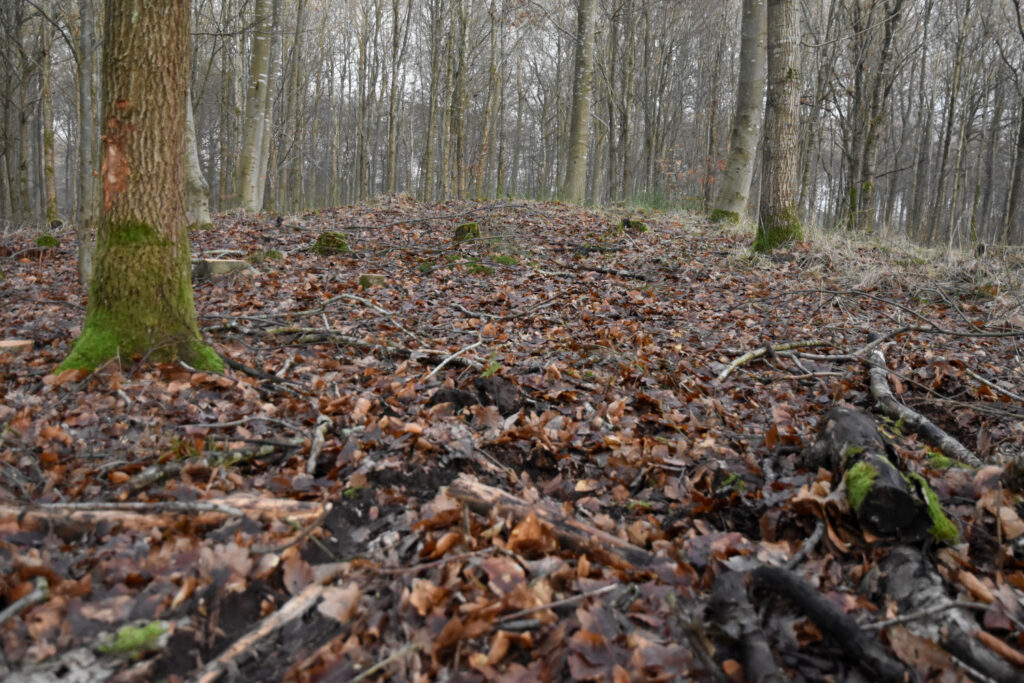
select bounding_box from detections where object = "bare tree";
[712,0,766,223]
[755,0,802,252]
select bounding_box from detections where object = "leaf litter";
[1,197,1023,681]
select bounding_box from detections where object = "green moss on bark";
[454,222,481,242]
[312,231,350,255]
[845,461,877,513]
[709,209,740,224]
[753,206,802,252]
[57,220,222,373]
[906,472,960,544]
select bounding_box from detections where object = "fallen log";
[446,474,664,572]
[877,546,1021,682]
[751,565,909,682]
[803,406,958,544]
[709,571,785,683]
[868,349,983,468]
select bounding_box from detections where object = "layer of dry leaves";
[1,197,1023,681]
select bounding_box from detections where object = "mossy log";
[358,273,387,289]
[453,222,481,242]
[312,231,349,255]
[804,406,957,543]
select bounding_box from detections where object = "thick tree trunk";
[561,0,597,204]
[184,94,212,229]
[755,0,802,252]
[59,0,220,373]
[712,0,766,223]
[236,0,272,212]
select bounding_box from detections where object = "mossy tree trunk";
[59,0,221,373]
[711,0,766,224]
[754,0,802,252]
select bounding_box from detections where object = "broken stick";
[868,349,983,468]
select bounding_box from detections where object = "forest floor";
[1,196,1024,682]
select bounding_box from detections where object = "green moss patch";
[454,222,481,242]
[98,621,168,659]
[906,472,960,544]
[753,207,802,253]
[845,461,877,513]
[312,231,350,255]
[35,234,60,248]
[709,209,740,224]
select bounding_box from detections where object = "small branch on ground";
[718,340,831,380]
[868,348,983,467]
[0,577,49,629]
[194,563,349,683]
[305,414,333,475]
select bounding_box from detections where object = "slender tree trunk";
[979,83,1004,242]
[925,2,970,243]
[40,0,58,225]
[237,0,272,211]
[1003,99,1024,245]
[712,0,766,223]
[561,0,597,204]
[60,0,220,373]
[755,0,802,252]
[184,93,212,229]
[76,0,102,284]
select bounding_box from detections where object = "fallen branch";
[305,414,333,475]
[425,337,484,380]
[195,562,349,683]
[752,565,908,682]
[447,474,662,571]
[868,349,983,468]
[0,577,49,629]
[965,368,1024,403]
[1,495,324,538]
[718,340,831,380]
[709,571,785,683]
[879,546,1021,682]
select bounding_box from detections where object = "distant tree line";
[1,0,1023,251]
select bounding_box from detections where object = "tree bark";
[184,93,212,229]
[40,0,59,225]
[755,0,802,252]
[75,0,102,284]
[59,0,221,373]
[712,0,766,223]
[236,0,272,212]
[1003,99,1024,245]
[561,0,597,204]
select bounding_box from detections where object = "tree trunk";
[59,0,221,373]
[184,93,212,229]
[712,0,766,223]
[75,0,102,284]
[561,0,597,204]
[236,0,272,212]
[755,0,802,252]
[1003,99,1024,245]
[40,0,59,225]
